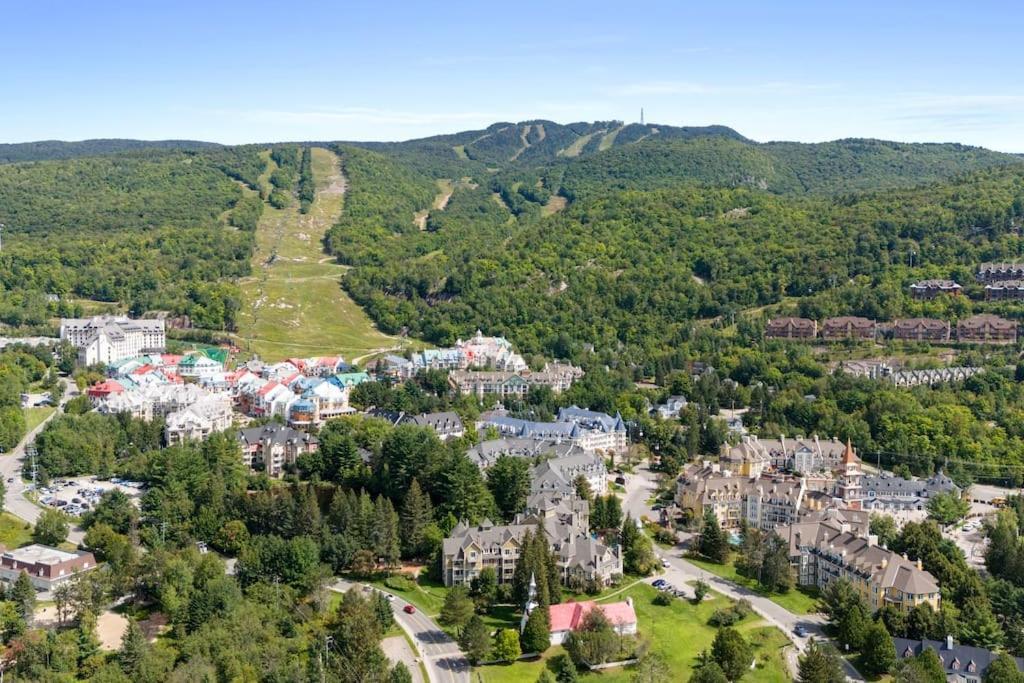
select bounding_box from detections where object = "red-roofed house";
[87,380,125,401]
[546,598,638,645]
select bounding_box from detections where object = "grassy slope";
[686,556,820,615]
[477,583,791,682]
[0,512,34,548]
[23,406,56,433]
[236,148,401,362]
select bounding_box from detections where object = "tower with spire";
[520,572,538,632]
[834,438,864,510]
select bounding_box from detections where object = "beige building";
[778,518,941,613]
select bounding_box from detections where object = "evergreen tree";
[521,606,551,654]
[711,627,753,681]
[117,620,147,677]
[553,654,579,683]
[797,639,845,683]
[960,597,1004,649]
[400,479,434,559]
[838,603,870,651]
[390,662,413,683]
[459,614,491,665]
[487,455,531,522]
[621,514,657,575]
[373,495,401,567]
[12,571,35,623]
[372,590,395,632]
[861,621,896,677]
[689,662,729,683]
[698,510,729,563]
[440,585,474,634]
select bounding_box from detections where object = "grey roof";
[238,424,317,447]
[404,411,464,432]
[556,406,626,432]
[863,472,960,500]
[466,438,578,468]
[893,638,1024,677]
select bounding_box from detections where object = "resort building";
[60,316,166,366]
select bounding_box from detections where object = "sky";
[3,1,1024,151]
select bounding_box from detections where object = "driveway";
[330,579,469,683]
[623,463,865,682]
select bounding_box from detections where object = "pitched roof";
[547,600,637,632]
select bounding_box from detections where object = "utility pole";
[25,443,37,490]
[0,223,4,253]
[640,108,645,125]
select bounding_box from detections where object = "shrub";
[652,592,675,606]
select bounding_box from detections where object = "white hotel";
[60,316,166,366]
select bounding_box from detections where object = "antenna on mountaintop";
[640,108,645,125]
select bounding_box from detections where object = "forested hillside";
[0,138,219,164]
[335,165,1024,360]
[0,148,266,330]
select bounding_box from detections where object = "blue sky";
[4,1,1024,150]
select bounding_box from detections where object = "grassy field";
[23,406,55,433]
[685,556,820,615]
[477,583,792,682]
[236,147,405,362]
[0,512,34,548]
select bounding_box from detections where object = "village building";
[957,314,1017,344]
[403,411,465,440]
[238,424,319,477]
[893,636,1024,682]
[891,318,951,342]
[765,317,817,340]
[448,362,583,398]
[778,518,941,613]
[164,394,233,445]
[60,316,166,366]
[530,452,608,497]
[651,395,688,420]
[466,437,578,469]
[477,407,628,456]
[0,545,98,591]
[985,279,1024,300]
[722,435,848,475]
[977,261,1024,283]
[675,464,806,531]
[546,599,638,646]
[862,471,961,512]
[819,316,877,342]
[909,279,962,300]
[441,515,622,589]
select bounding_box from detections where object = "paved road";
[0,379,85,544]
[621,463,865,682]
[331,579,469,683]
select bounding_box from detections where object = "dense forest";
[0,148,267,330]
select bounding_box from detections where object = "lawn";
[236,147,406,362]
[476,583,792,682]
[0,512,34,548]
[686,556,820,615]
[23,406,56,433]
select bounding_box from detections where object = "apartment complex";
[909,279,962,300]
[238,424,319,477]
[778,518,940,613]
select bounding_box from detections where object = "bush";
[652,592,675,606]
[708,608,743,627]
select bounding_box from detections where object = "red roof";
[131,364,155,376]
[285,358,308,371]
[161,354,183,365]
[547,600,637,633]
[87,380,124,397]
[257,380,280,397]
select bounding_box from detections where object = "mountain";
[0,138,220,164]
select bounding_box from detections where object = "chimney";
[880,557,888,569]
[945,635,954,651]
[917,559,923,571]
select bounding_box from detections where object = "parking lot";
[34,476,144,518]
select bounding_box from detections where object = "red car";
[403,604,416,614]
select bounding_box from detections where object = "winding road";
[330,579,469,683]
[0,378,85,544]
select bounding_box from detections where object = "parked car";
[794,626,808,637]
[652,579,667,588]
